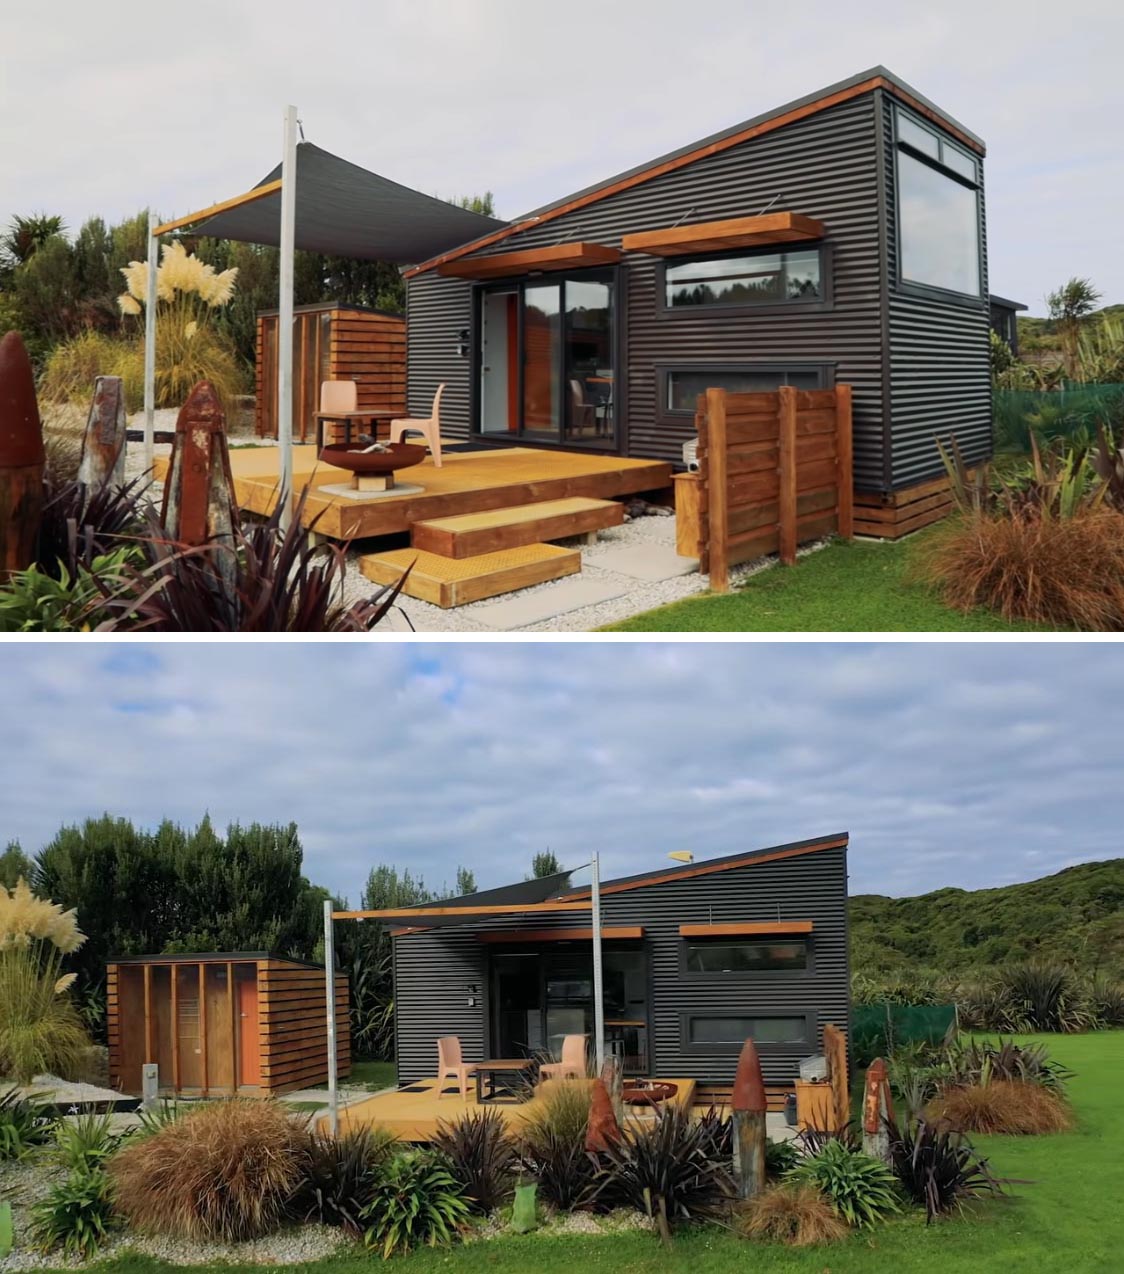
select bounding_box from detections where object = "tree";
[456,866,477,895]
[0,840,33,888]
[1047,276,1102,379]
[456,192,496,217]
[0,214,65,270]
[532,850,562,878]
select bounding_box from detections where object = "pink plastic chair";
[320,379,358,415]
[540,1034,587,1082]
[390,384,445,467]
[436,1035,476,1100]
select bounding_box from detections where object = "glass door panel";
[522,283,561,437]
[563,278,613,444]
[492,953,542,1059]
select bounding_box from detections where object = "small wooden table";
[474,1059,537,1104]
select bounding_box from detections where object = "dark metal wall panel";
[407,96,887,488]
[393,845,849,1087]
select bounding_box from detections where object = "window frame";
[680,1010,816,1055]
[657,362,835,420]
[892,104,984,305]
[656,241,834,319]
[680,934,815,980]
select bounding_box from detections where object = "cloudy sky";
[3,1,1121,311]
[1,642,1118,904]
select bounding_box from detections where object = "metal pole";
[143,211,158,475]
[277,104,298,530]
[591,851,605,1071]
[324,899,339,1136]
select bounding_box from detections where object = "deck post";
[324,900,339,1136]
[590,852,605,1072]
[835,383,854,539]
[778,385,798,565]
[143,211,158,477]
[704,387,729,592]
[143,964,153,1066]
[731,1037,767,1199]
[277,104,298,530]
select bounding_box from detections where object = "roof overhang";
[437,241,621,279]
[622,212,824,258]
[478,926,643,943]
[679,921,814,937]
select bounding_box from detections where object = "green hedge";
[994,383,1124,453]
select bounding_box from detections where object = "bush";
[740,1182,849,1246]
[788,1139,901,1228]
[1002,961,1093,1032]
[31,1166,115,1260]
[1086,975,1124,1026]
[518,1080,599,1212]
[54,1108,122,1172]
[944,1039,1073,1094]
[0,1088,55,1160]
[109,1099,309,1240]
[434,1107,518,1214]
[887,1117,1001,1221]
[293,1125,397,1234]
[360,1150,471,1258]
[36,473,150,582]
[765,1137,800,1179]
[927,1080,1074,1135]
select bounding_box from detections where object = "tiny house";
[107,953,349,1098]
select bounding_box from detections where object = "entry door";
[237,975,260,1086]
[480,291,518,435]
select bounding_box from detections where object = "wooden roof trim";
[405,75,982,279]
[478,926,643,944]
[622,211,826,257]
[558,836,848,900]
[335,900,589,920]
[679,921,814,937]
[436,241,621,279]
[153,180,283,237]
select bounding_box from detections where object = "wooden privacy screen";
[679,385,853,591]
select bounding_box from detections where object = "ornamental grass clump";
[787,1139,901,1228]
[434,1107,518,1214]
[293,1125,397,1234]
[739,1182,849,1246]
[926,1080,1074,1136]
[518,1080,599,1212]
[109,1099,310,1241]
[886,1117,1001,1221]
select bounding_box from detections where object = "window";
[687,1015,808,1046]
[665,246,822,309]
[665,366,825,414]
[895,108,981,298]
[686,938,808,974]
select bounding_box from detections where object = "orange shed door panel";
[237,976,260,1086]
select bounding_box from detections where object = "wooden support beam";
[824,1024,849,1131]
[227,961,237,1091]
[679,920,813,937]
[705,386,729,592]
[143,964,153,1064]
[777,385,798,565]
[334,900,590,920]
[198,962,208,1098]
[170,966,180,1091]
[153,180,283,237]
[835,383,854,539]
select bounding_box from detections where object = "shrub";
[294,1125,397,1234]
[109,1099,310,1240]
[0,1087,55,1160]
[795,1120,860,1158]
[788,1139,901,1228]
[31,1165,115,1259]
[54,1108,122,1172]
[944,1038,1072,1094]
[1086,974,1124,1026]
[740,1182,849,1246]
[519,1080,599,1212]
[886,1117,1001,1221]
[360,1150,471,1258]
[36,473,151,582]
[1002,961,1092,1032]
[765,1137,800,1179]
[134,1098,181,1139]
[927,1080,1074,1135]
[434,1107,518,1214]
[0,554,129,632]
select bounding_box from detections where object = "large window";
[687,1015,808,1046]
[665,365,826,414]
[896,108,981,298]
[665,247,822,309]
[685,938,808,974]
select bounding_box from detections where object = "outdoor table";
[474,1059,537,1104]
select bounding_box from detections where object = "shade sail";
[191,142,506,264]
[338,869,579,929]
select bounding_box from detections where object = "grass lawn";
[347,1058,397,1091]
[84,1032,1120,1274]
[605,534,1050,632]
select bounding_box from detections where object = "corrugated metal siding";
[393,845,849,1087]
[407,96,887,488]
[882,96,992,489]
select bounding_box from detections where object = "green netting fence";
[994,383,1124,454]
[851,1003,957,1065]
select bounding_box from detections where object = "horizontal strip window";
[664,245,823,309]
[896,108,979,185]
[663,364,829,415]
[683,1013,812,1050]
[685,938,808,974]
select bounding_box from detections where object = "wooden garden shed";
[254,303,406,443]
[107,953,349,1098]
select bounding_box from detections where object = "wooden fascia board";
[436,242,621,279]
[477,926,644,944]
[679,921,814,937]
[557,836,848,901]
[334,900,590,920]
[405,75,982,279]
[153,179,283,237]
[622,212,825,257]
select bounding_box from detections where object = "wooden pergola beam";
[333,900,589,921]
[153,179,283,237]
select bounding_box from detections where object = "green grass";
[347,1058,396,1091]
[78,1033,1120,1274]
[604,535,1049,632]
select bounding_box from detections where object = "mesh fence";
[994,383,1124,453]
[851,1003,957,1064]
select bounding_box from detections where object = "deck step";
[411,496,624,559]
[359,543,581,609]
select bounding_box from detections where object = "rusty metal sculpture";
[823,1024,850,1132]
[599,1054,624,1126]
[731,1037,767,1199]
[0,331,45,576]
[161,381,236,547]
[861,1057,894,1164]
[585,1077,622,1153]
[77,375,127,490]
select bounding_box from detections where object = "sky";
[2,1,1122,312]
[1,642,1119,904]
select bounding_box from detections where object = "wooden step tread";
[359,544,581,609]
[412,496,623,559]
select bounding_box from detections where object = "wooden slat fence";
[687,384,853,591]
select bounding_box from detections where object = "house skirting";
[854,471,972,539]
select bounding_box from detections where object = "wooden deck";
[154,445,671,542]
[326,1076,697,1143]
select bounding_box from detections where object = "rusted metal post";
[777,384,798,565]
[731,1037,767,1199]
[585,1077,622,1153]
[77,375,128,490]
[862,1057,894,1164]
[0,331,45,577]
[162,381,236,545]
[600,1053,623,1126]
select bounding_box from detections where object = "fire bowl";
[320,442,427,475]
[621,1081,678,1105]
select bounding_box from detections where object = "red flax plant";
[912,435,1124,630]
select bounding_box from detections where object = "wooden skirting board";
[854,470,972,539]
[694,1082,794,1114]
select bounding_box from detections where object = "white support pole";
[591,852,605,1071]
[143,211,158,475]
[324,899,339,1136]
[277,104,299,530]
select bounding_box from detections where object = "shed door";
[237,975,260,1086]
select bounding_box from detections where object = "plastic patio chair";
[320,379,358,415]
[436,1034,476,1099]
[390,384,445,467]
[540,1034,587,1082]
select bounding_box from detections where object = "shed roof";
[108,951,328,971]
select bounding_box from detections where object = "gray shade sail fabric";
[384,870,576,929]
[192,142,506,264]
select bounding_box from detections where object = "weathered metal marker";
[161,380,236,548]
[0,331,45,577]
[77,375,128,490]
[585,1076,622,1153]
[731,1036,767,1198]
[861,1056,894,1164]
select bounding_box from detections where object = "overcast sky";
[2,1,1121,312]
[2,642,1119,904]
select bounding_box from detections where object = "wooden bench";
[359,543,581,609]
[411,496,623,559]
